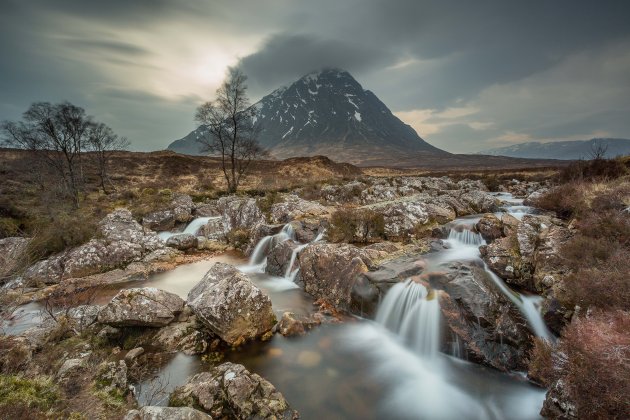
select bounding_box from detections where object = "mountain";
[168,68,449,166]
[477,138,630,160]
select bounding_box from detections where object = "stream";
[4,193,551,418]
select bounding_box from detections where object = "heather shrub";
[575,211,630,245]
[560,311,630,418]
[558,158,627,183]
[328,207,385,243]
[532,183,586,219]
[226,228,249,250]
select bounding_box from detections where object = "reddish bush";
[560,311,630,418]
[558,158,627,183]
[533,183,586,219]
[527,338,557,387]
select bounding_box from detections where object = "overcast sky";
[1,0,629,153]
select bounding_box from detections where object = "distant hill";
[168,68,450,166]
[477,138,630,160]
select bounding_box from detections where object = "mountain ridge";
[168,68,449,166]
[477,138,630,160]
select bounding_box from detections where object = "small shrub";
[328,207,385,243]
[533,183,586,219]
[0,375,59,412]
[27,210,99,258]
[558,158,627,183]
[257,191,283,219]
[226,228,250,250]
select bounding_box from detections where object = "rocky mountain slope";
[477,138,630,160]
[168,68,449,166]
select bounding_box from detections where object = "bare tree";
[195,67,267,193]
[1,102,91,208]
[589,140,608,160]
[86,122,130,194]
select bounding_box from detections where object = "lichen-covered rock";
[194,201,221,217]
[296,243,374,311]
[217,196,265,232]
[201,217,226,240]
[96,360,129,395]
[172,194,195,223]
[270,194,329,223]
[170,362,298,419]
[24,208,164,285]
[475,214,503,242]
[98,287,185,327]
[541,379,577,419]
[435,262,533,371]
[166,233,198,250]
[187,263,275,346]
[365,200,429,238]
[124,406,212,420]
[152,316,213,355]
[142,210,176,231]
[265,240,299,277]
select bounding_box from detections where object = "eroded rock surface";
[98,287,185,327]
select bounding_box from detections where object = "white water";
[376,280,441,357]
[283,230,325,281]
[158,216,221,241]
[243,224,295,273]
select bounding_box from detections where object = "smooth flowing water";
[158,216,221,241]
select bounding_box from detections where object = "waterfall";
[158,216,220,241]
[283,230,326,281]
[242,223,295,272]
[375,279,441,357]
[447,227,484,246]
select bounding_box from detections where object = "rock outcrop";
[187,263,276,346]
[124,406,212,420]
[475,214,503,242]
[0,237,30,283]
[270,194,329,223]
[98,287,185,327]
[166,233,198,250]
[170,362,298,419]
[434,262,533,371]
[217,196,265,233]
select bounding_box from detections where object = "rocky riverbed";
[2,175,575,419]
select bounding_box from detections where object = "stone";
[124,347,145,362]
[96,360,128,394]
[270,194,329,223]
[541,379,577,419]
[124,406,212,420]
[172,194,195,223]
[187,263,276,346]
[365,200,429,239]
[434,262,533,371]
[201,217,226,240]
[217,196,266,233]
[296,243,374,311]
[475,214,503,242]
[166,233,198,250]
[170,362,298,419]
[142,210,176,231]
[98,288,185,327]
[194,202,221,217]
[264,240,299,277]
[153,317,212,355]
[57,358,85,379]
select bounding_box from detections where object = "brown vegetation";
[327,207,385,243]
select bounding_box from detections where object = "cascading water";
[242,224,295,272]
[375,279,441,357]
[283,230,326,282]
[447,227,485,246]
[158,216,221,241]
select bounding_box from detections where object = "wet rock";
[187,263,276,346]
[217,196,265,233]
[142,210,176,231]
[201,217,226,241]
[0,237,30,283]
[170,362,298,419]
[480,236,530,288]
[501,213,520,237]
[435,262,533,371]
[297,243,374,311]
[475,214,503,242]
[456,190,500,214]
[265,240,299,277]
[246,223,285,255]
[289,219,326,243]
[166,233,198,250]
[124,406,212,420]
[274,311,325,337]
[98,288,185,327]
[541,379,577,419]
[270,194,329,223]
[142,247,182,263]
[523,188,548,206]
[96,359,128,395]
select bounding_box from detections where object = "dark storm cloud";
[240,33,399,97]
[0,0,629,152]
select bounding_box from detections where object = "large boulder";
[170,362,298,419]
[24,209,164,285]
[98,287,185,327]
[142,210,176,231]
[172,194,195,223]
[434,262,533,371]
[124,407,212,420]
[166,233,198,250]
[364,200,429,239]
[217,196,265,233]
[296,243,374,311]
[187,263,276,346]
[475,214,503,242]
[270,194,329,223]
[265,240,299,277]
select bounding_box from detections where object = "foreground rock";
[124,406,211,420]
[170,362,298,419]
[24,209,164,285]
[434,262,533,371]
[98,288,185,327]
[187,263,275,346]
[217,196,265,233]
[166,233,198,250]
[270,194,329,223]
